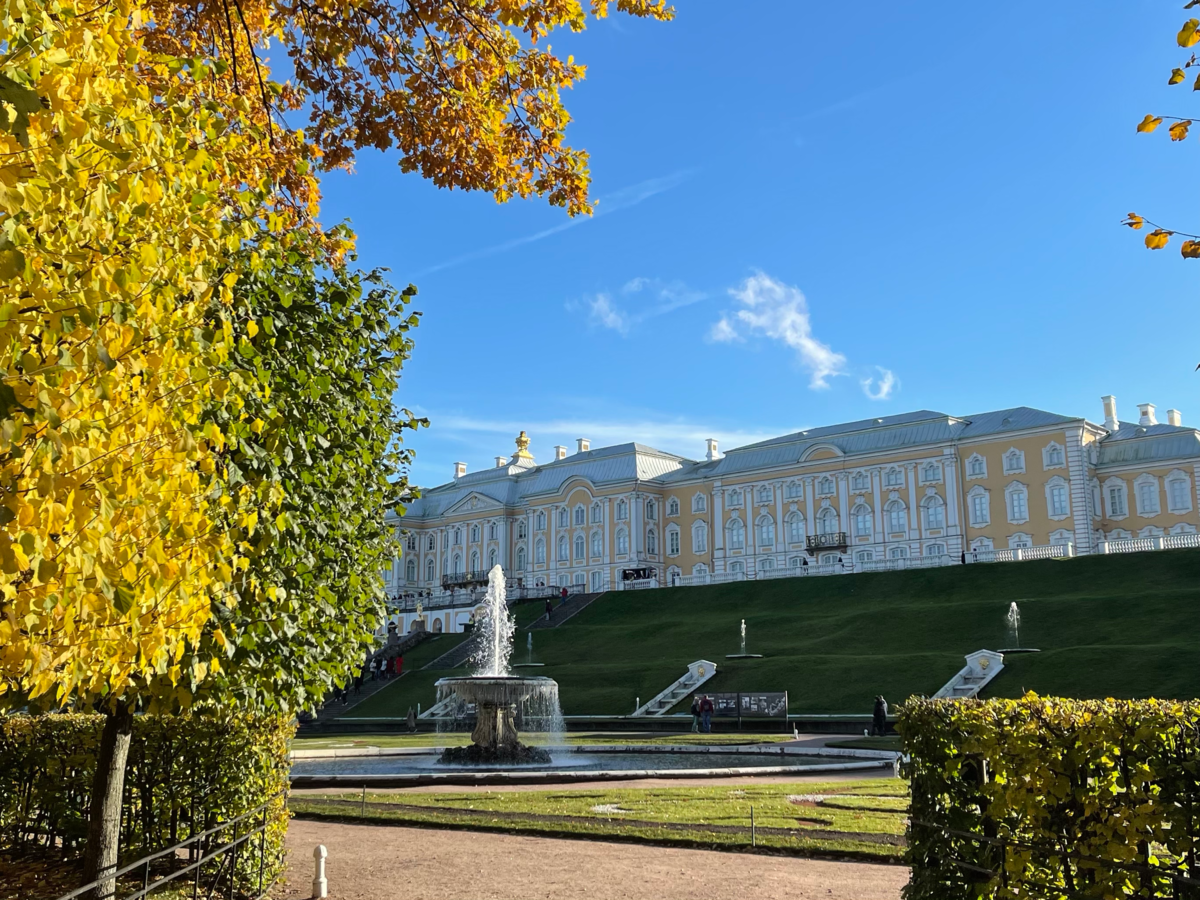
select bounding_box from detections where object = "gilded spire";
[513,430,534,461]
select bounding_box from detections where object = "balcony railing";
[806,532,848,551]
[441,569,522,589]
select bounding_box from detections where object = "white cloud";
[575,278,707,337]
[587,294,629,335]
[708,317,741,343]
[719,272,847,389]
[861,367,898,401]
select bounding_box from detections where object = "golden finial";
[513,431,534,460]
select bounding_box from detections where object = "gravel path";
[277,818,908,900]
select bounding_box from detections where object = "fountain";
[725,618,763,659]
[513,631,545,668]
[998,601,1040,654]
[436,566,561,765]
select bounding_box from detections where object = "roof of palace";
[396,406,1200,520]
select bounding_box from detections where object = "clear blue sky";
[316,2,1197,489]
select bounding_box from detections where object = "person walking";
[689,696,701,733]
[395,655,404,676]
[369,657,378,680]
[872,695,889,736]
[353,673,362,695]
[699,694,715,734]
[545,597,553,619]
[406,706,418,733]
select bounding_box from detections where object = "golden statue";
[513,430,534,461]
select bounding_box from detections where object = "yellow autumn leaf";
[1137,114,1164,133]
[1145,229,1171,249]
[1179,18,1200,47]
[1169,119,1192,140]
[1170,67,1186,84]
[1180,239,1200,258]
[1123,213,1145,230]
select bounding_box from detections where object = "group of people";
[689,695,716,733]
[369,654,404,680]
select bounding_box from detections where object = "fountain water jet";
[436,566,562,765]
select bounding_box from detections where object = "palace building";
[384,396,1200,625]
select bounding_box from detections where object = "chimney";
[705,438,719,462]
[494,456,507,468]
[1137,403,1157,426]
[1101,395,1118,431]
[554,445,567,460]
[454,461,466,479]
[1167,408,1183,427]
[576,438,590,454]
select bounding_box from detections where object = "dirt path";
[277,818,908,900]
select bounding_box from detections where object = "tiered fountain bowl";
[436,675,558,765]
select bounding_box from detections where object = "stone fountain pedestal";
[436,675,555,766]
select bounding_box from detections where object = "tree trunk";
[82,702,134,900]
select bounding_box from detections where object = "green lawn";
[290,778,908,862]
[342,550,1200,717]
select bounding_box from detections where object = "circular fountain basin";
[435,675,557,705]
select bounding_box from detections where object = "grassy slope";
[348,550,1200,717]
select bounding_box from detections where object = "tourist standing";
[545,597,553,618]
[872,695,888,736]
[689,696,701,733]
[406,706,418,733]
[395,656,403,676]
[699,695,715,734]
[353,673,362,695]
[370,657,378,680]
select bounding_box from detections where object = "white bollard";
[312,844,328,899]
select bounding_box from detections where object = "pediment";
[443,492,504,515]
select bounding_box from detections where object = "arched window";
[406,534,417,551]
[489,522,497,540]
[427,535,436,551]
[668,497,679,516]
[1005,482,1029,523]
[789,555,804,568]
[1043,442,1065,468]
[853,504,872,538]
[818,507,838,535]
[1046,476,1070,519]
[693,563,709,576]
[785,481,803,499]
[922,495,945,530]
[535,539,546,564]
[1134,475,1161,516]
[756,514,774,546]
[488,548,497,569]
[470,550,479,571]
[647,528,657,555]
[922,463,940,483]
[1167,471,1193,513]
[558,508,568,528]
[851,472,868,491]
[728,560,744,575]
[453,553,462,574]
[453,527,462,545]
[536,511,546,530]
[854,549,873,563]
[889,546,908,560]
[616,528,629,555]
[757,486,772,504]
[786,512,804,543]
[967,455,986,478]
[759,558,775,571]
[885,468,903,487]
[591,502,602,523]
[886,500,907,534]
[1004,449,1025,475]
[470,524,479,542]
[646,499,656,521]
[727,517,745,550]
[692,492,708,512]
[516,547,526,570]
[1103,478,1128,518]
[818,476,834,495]
[574,534,585,559]
[426,559,435,581]
[727,489,742,507]
[591,570,603,591]
[969,487,990,526]
[617,499,628,521]
[518,521,527,539]
[591,531,602,557]
[406,559,416,581]
[1008,533,1032,549]
[667,526,680,556]
[692,521,708,553]
[557,535,568,561]
[574,505,585,526]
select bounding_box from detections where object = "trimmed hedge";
[899,695,1200,900]
[0,712,292,888]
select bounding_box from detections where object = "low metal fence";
[54,790,285,900]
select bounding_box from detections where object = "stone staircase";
[527,592,606,630]
[632,660,718,716]
[933,650,1005,699]
[422,632,482,671]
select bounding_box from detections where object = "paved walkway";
[277,819,907,900]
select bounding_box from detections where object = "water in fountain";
[435,566,563,765]
[740,618,747,656]
[1006,601,1021,649]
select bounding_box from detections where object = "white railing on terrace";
[709,570,747,585]
[618,578,659,591]
[1100,533,1200,555]
[860,554,951,573]
[966,543,1073,564]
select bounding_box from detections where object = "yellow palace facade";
[385,396,1200,613]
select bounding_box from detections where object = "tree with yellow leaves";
[1123,4,1200,258]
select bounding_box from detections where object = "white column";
[803,477,815,542]
[549,505,557,577]
[944,453,960,529]
[713,483,724,552]
[906,464,919,534]
[631,492,643,559]
[1065,427,1094,555]
[837,473,850,535]
[775,482,785,561]
[872,469,884,536]
[603,497,611,564]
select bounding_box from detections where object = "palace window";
[453,527,462,545]
[692,493,708,513]
[471,550,479,570]
[757,486,772,505]
[1046,478,1070,518]
[693,562,709,576]
[886,500,907,534]
[1003,449,1025,475]
[923,495,945,530]
[616,528,630,556]
[728,561,744,575]
[1006,483,1029,524]
[406,534,417,551]
[516,548,526,570]
[727,518,745,550]
[427,535,435,552]
[922,463,941,483]
[518,521,527,540]
[667,527,680,556]
[557,536,568,561]
[488,549,497,569]
[574,535,585,559]
[646,499,657,521]
[453,553,462,574]
[536,511,546,531]
[591,571,603,591]
[574,505,585,526]
[558,508,568,528]
[668,497,679,517]
[854,549,873,563]
[785,481,803,499]
[967,454,987,478]
[1168,473,1192,513]
[591,532,602,557]
[406,559,416,581]
[727,489,742,507]
[617,499,628,521]
[490,522,498,540]
[787,512,804,543]
[889,546,908,559]
[646,528,657,556]
[470,524,480,543]
[885,468,903,487]
[1135,476,1161,516]
[426,559,435,581]
[852,472,869,491]
[1043,442,1065,469]
[818,476,835,495]
[925,543,946,557]
[759,558,775,571]
[591,502,603,523]
[1106,481,1128,518]
[1008,533,1032,549]
[817,507,838,535]
[853,504,872,538]
[757,515,774,547]
[969,489,990,527]
[692,521,708,553]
